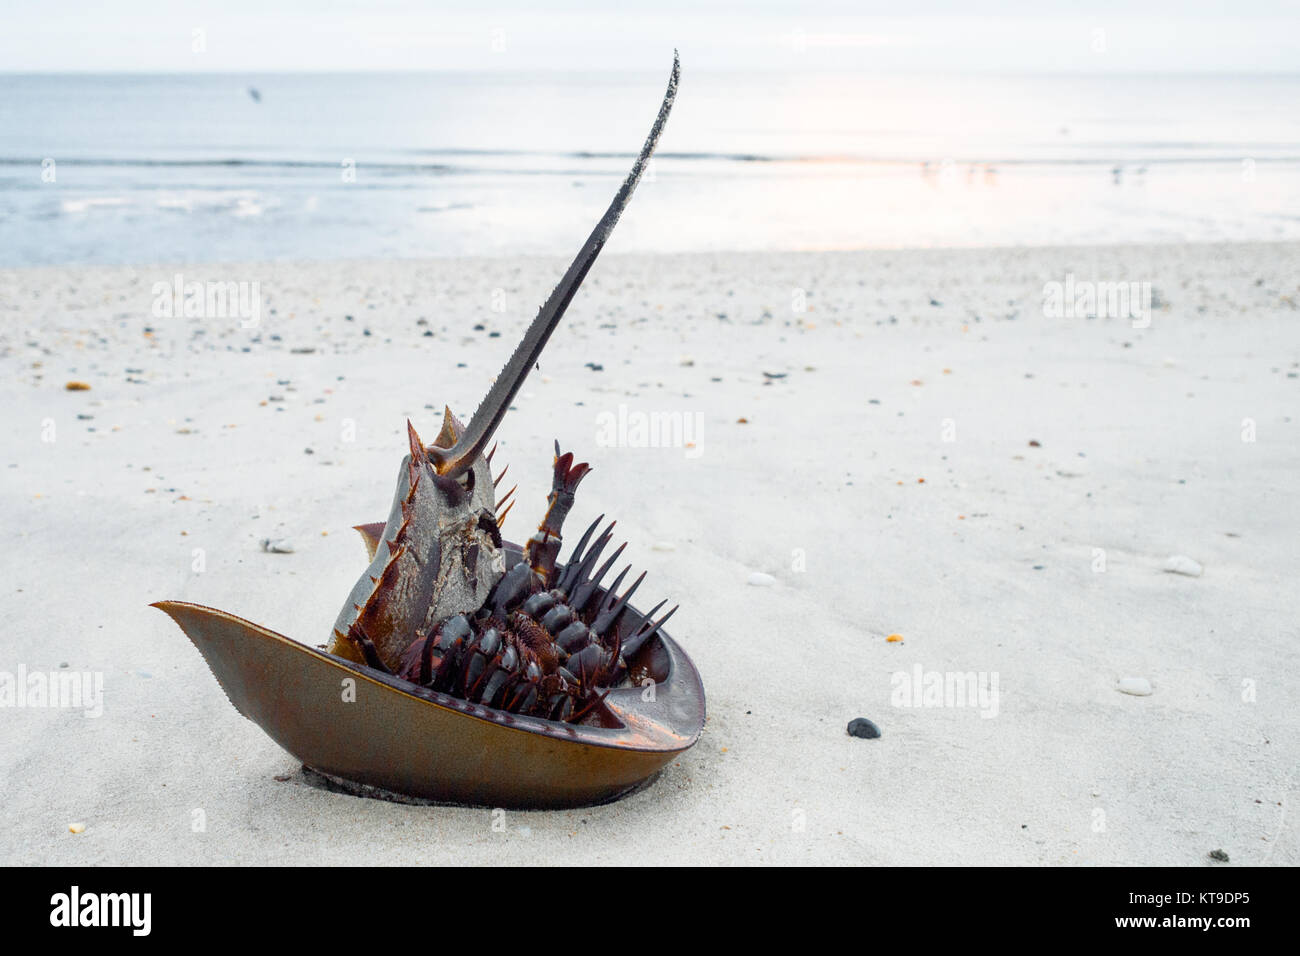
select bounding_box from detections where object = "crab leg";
[525,443,593,588]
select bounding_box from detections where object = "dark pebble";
[1208,848,1229,863]
[846,717,881,739]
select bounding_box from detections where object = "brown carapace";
[324,53,682,724]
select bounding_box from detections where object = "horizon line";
[4,67,1300,77]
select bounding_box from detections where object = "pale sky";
[3,0,1297,73]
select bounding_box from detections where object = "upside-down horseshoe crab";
[154,53,704,809]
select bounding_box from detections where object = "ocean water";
[2,71,1299,266]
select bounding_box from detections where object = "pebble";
[846,718,881,739]
[68,822,86,834]
[1208,848,1229,863]
[261,538,296,554]
[747,571,776,587]
[1164,555,1203,576]
[1117,677,1153,696]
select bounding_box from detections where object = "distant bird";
[247,87,262,103]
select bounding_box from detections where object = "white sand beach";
[1,241,1297,865]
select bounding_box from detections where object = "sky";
[2,0,1298,73]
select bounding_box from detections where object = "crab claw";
[525,443,593,587]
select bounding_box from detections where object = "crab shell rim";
[152,548,705,809]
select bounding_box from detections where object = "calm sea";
[2,71,1298,265]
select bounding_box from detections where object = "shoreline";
[5,235,1300,275]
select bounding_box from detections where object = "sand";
[1,241,1297,865]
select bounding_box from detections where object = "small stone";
[1208,848,1229,863]
[847,718,881,739]
[1117,677,1153,696]
[261,538,295,554]
[65,381,91,391]
[68,822,86,834]
[747,572,776,587]
[1165,555,1203,577]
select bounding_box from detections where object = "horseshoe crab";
[154,53,704,809]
